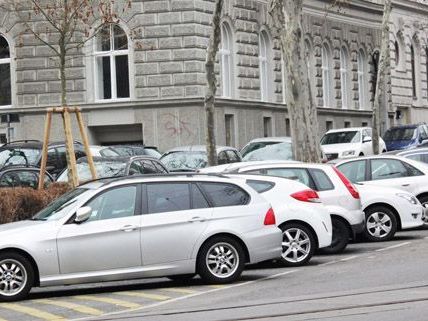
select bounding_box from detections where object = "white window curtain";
[322,45,332,107]
[259,31,271,101]
[220,23,234,98]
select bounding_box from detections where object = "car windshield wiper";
[29,217,47,221]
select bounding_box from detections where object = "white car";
[201,161,365,254]
[321,127,386,161]
[241,137,292,159]
[336,155,428,225]
[227,174,332,266]
[356,184,424,241]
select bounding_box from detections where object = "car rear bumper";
[245,227,282,263]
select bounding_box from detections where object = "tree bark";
[204,0,223,167]
[372,0,392,155]
[269,0,321,163]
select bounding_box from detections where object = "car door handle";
[402,184,410,187]
[188,217,206,223]
[120,225,138,232]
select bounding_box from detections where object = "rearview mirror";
[363,136,372,143]
[75,206,92,223]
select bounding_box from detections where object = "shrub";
[0,183,71,224]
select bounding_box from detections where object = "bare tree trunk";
[372,0,392,154]
[204,0,223,167]
[269,0,321,163]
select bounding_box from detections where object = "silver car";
[0,175,282,301]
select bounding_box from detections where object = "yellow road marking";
[72,295,140,309]
[37,299,103,316]
[0,303,66,321]
[115,291,170,301]
[0,317,9,321]
[209,284,226,289]
[161,287,197,294]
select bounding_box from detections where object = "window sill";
[94,98,131,104]
[0,105,12,109]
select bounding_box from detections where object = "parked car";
[241,137,292,159]
[0,174,282,301]
[201,161,364,254]
[89,146,120,157]
[355,183,424,241]
[383,124,428,151]
[111,145,162,159]
[0,140,86,177]
[320,127,386,161]
[56,156,168,183]
[336,155,428,225]
[161,146,241,172]
[385,147,428,165]
[227,174,332,266]
[242,142,294,162]
[0,166,54,189]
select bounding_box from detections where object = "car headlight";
[342,150,355,156]
[396,193,418,205]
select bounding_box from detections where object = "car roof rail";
[2,140,42,147]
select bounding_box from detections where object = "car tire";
[417,195,428,226]
[320,218,349,254]
[359,152,364,156]
[197,236,245,284]
[363,206,397,242]
[279,223,315,267]
[167,274,196,282]
[0,252,34,302]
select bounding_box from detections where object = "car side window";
[46,148,57,168]
[406,153,428,164]
[191,184,210,209]
[152,161,168,173]
[310,169,334,191]
[199,182,250,207]
[86,186,137,222]
[226,150,240,163]
[16,171,39,188]
[141,160,159,174]
[419,126,428,141]
[147,183,190,214]
[218,151,228,165]
[337,160,366,183]
[0,172,19,187]
[264,168,312,188]
[370,159,408,180]
[246,180,275,193]
[402,161,424,177]
[129,161,144,175]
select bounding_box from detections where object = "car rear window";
[246,180,275,193]
[199,182,250,207]
[309,169,334,191]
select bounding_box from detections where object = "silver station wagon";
[0,175,282,301]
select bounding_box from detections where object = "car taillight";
[290,189,321,203]
[264,208,276,226]
[333,167,360,199]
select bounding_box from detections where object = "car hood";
[0,220,47,237]
[321,143,360,154]
[384,139,416,151]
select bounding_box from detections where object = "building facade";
[0,0,426,151]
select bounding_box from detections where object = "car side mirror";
[363,136,372,143]
[75,206,92,223]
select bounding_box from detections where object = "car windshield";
[383,128,417,141]
[32,188,89,221]
[0,148,41,167]
[161,151,208,171]
[321,131,361,145]
[145,148,162,158]
[242,142,293,161]
[241,142,280,158]
[57,161,128,182]
[98,147,120,157]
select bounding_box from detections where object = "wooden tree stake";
[38,111,52,190]
[76,109,97,180]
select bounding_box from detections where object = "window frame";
[357,49,368,110]
[259,30,272,102]
[220,22,235,98]
[368,158,421,181]
[0,33,13,108]
[340,46,350,109]
[321,44,333,108]
[93,24,131,102]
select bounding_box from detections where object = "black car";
[56,155,168,183]
[0,166,54,189]
[0,140,86,177]
[110,145,162,159]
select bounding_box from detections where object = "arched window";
[411,44,417,98]
[0,35,11,107]
[94,24,130,100]
[259,31,272,102]
[281,53,287,104]
[220,22,234,98]
[340,47,350,109]
[394,40,400,67]
[321,44,332,107]
[357,50,367,110]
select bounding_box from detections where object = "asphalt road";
[1,227,428,321]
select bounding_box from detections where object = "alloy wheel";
[421,202,428,225]
[366,212,392,238]
[206,242,239,279]
[0,259,27,297]
[282,228,311,263]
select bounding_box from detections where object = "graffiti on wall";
[162,112,195,138]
